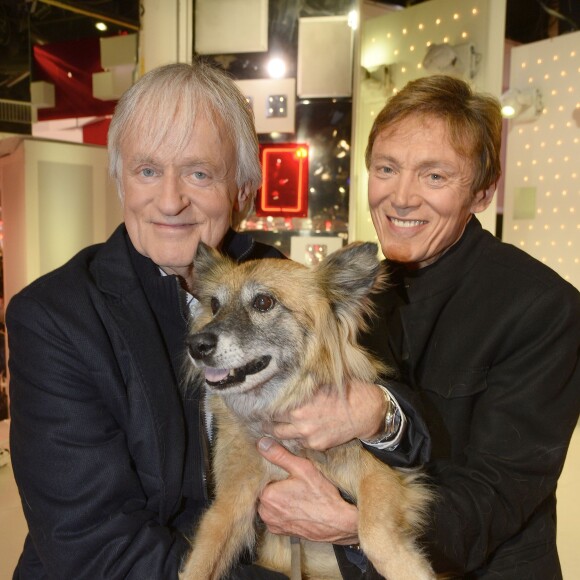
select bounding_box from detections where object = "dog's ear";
[193,241,223,280]
[315,242,387,320]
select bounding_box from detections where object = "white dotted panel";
[502,31,580,289]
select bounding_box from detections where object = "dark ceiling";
[0,0,578,104]
[0,0,139,100]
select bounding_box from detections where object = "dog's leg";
[179,490,259,580]
[180,429,265,580]
[357,459,435,580]
[256,532,294,577]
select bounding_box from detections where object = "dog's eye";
[252,294,275,312]
[210,297,220,314]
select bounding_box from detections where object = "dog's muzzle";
[188,332,271,388]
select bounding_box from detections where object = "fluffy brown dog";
[179,241,434,580]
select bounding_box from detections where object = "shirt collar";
[387,216,486,302]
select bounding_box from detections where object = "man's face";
[368,116,490,269]
[120,115,247,285]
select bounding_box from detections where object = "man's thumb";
[257,437,299,472]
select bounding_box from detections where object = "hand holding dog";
[257,437,360,545]
[261,380,388,451]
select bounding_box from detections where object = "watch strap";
[360,385,407,450]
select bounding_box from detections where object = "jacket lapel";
[90,225,186,521]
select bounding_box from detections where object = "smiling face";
[368,115,492,269]
[120,115,249,288]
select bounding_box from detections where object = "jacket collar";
[389,216,487,304]
[91,225,263,291]
[385,217,490,379]
[220,227,258,261]
[91,224,141,298]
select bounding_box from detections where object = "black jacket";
[8,225,284,579]
[362,217,580,579]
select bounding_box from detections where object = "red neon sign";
[257,143,309,217]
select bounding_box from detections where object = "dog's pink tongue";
[204,367,230,383]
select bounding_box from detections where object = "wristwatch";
[360,385,407,450]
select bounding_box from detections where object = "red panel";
[257,143,309,217]
[82,117,111,146]
[33,38,117,121]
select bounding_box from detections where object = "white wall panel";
[195,0,268,55]
[38,161,94,274]
[0,139,122,305]
[297,16,354,98]
[502,31,580,289]
[141,0,193,70]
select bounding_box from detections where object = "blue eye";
[141,167,156,178]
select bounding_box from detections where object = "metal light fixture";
[422,43,481,79]
[500,87,543,122]
[361,64,393,89]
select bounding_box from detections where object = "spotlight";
[347,10,358,30]
[500,88,543,122]
[267,58,286,79]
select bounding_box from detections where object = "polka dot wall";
[502,30,580,289]
[361,4,490,87]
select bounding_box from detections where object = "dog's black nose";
[189,332,217,361]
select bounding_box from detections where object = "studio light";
[500,87,543,122]
[422,43,480,79]
[347,10,358,30]
[267,58,286,79]
[361,64,392,90]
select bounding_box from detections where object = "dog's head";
[187,242,387,416]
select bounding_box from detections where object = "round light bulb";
[267,58,286,79]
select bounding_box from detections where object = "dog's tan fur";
[179,242,434,580]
